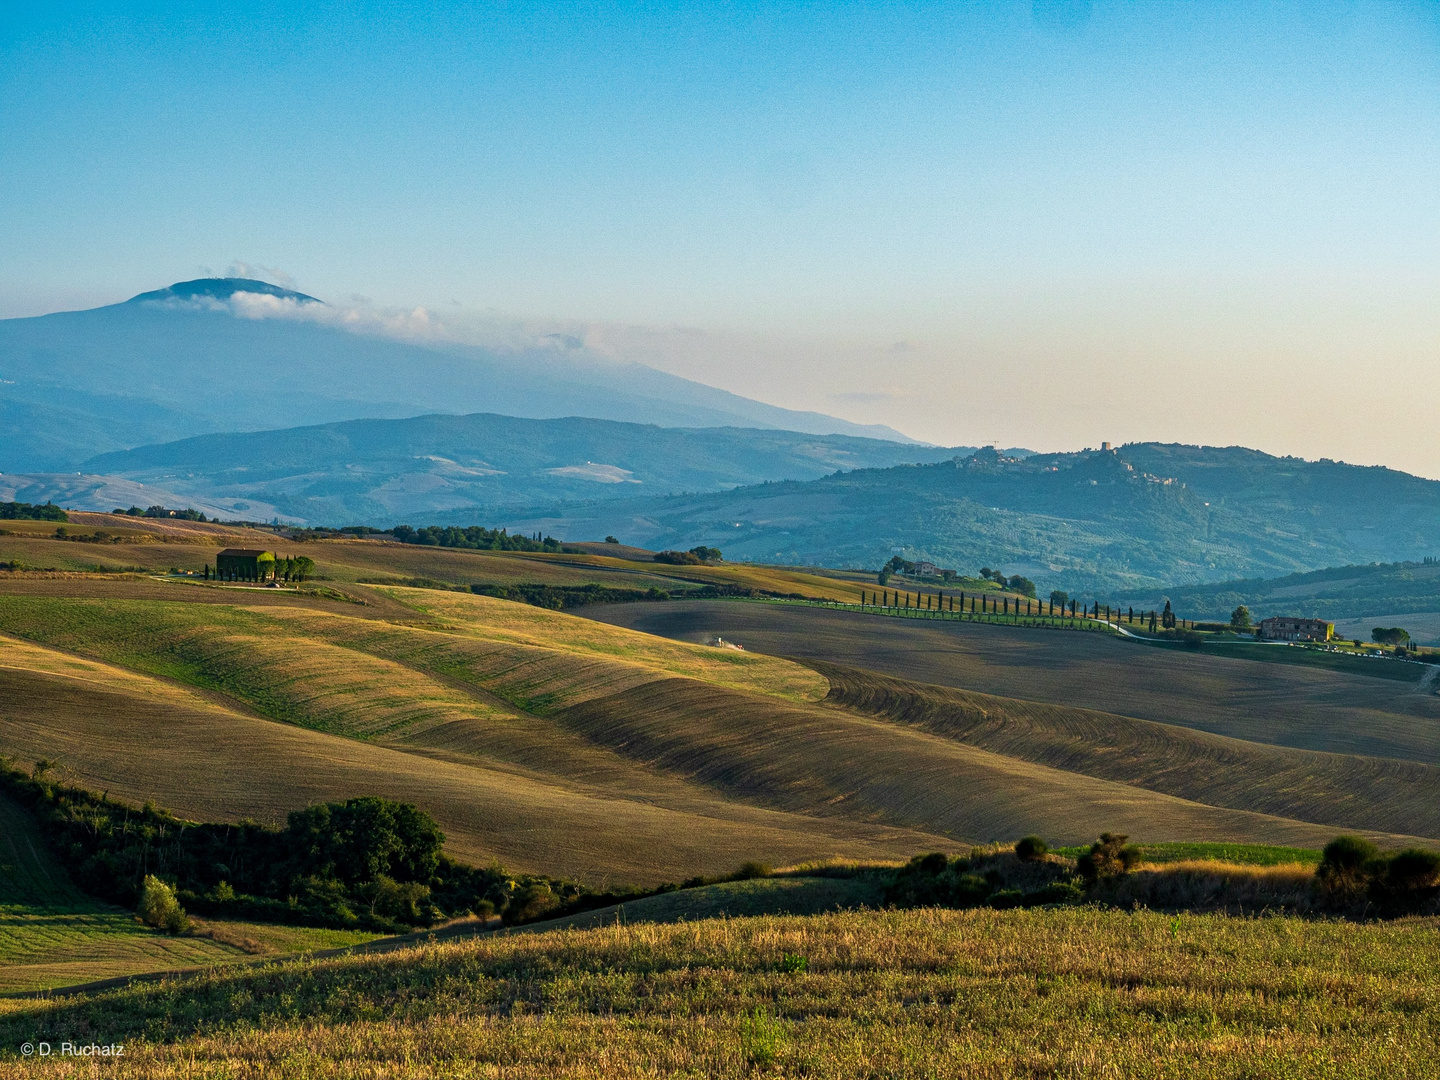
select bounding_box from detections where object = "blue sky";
[2,2,1438,468]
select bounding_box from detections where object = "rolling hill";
[63,412,967,523]
[0,278,911,472]
[1115,559,1440,645]
[497,443,1440,591]
[1,532,1437,877]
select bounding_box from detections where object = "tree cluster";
[389,525,565,552]
[1372,626,1411,647]
[0,501,67,522]
[653,546,723,565]
[472,582,671,610]
[113,505,208,521]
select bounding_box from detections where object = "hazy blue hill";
[79,413,967,522]
[0,279,912,471]
[493,445,1440,591]
[1121,443,1440,557]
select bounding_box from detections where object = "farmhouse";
[912,561,941,577]
[1257,616,1334,642]
[216,548,275,582]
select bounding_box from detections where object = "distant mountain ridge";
[489,443,1440,591]
[0,278,914,471]
[75,412,968,522]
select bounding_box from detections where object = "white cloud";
[225,261,297,289]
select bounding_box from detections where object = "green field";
[3,906,1438,1078]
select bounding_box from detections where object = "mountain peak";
[126,278,321,306]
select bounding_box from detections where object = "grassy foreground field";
[2,907,1437,1078]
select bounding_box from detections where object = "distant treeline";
[0,501,67,522]
[389,524,570,552]
[472,583,670,610]
[0,762,775,932]
[114,505,210,522]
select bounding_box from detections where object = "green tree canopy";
[1372,626,1411,646]
[284,797,445,886]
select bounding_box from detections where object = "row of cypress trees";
[850,589,1186,630]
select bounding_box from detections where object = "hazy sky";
[2,2,1438,469]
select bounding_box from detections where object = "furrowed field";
[2,908,1438,1079]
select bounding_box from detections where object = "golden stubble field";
[1,906,1437,1079]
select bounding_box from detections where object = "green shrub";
[988,889,1023,909]
[1077,833,1141,881]
[137,875,190,934]
[503,883,559,925]
[916,852,949,874]
[1386,849,1440,891]
[1321,835,1379,872]
[1015,835,1048,861]
[1023,880,1086,907]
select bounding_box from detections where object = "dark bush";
[502,883,559,925]
[988,889,1023,909]
[1022,880,1086,907]
[917,852,949,874]
[1077,833,1141,881]
[951,873,992,907]
[1384,849,1440,894]
[734,861,773,880]
[1015,835,1048,861]
[1321,835,1380,872]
